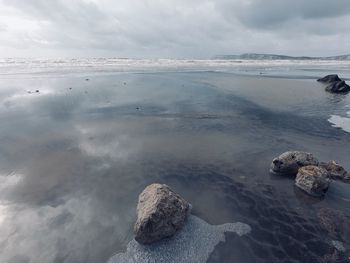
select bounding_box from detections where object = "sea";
[0,58,350,263]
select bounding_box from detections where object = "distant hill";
[212,53,350,60]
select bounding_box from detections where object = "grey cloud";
[3,0,124,47]
[2,0,230,57]
[1,0,350,57]
[216,0,350,29]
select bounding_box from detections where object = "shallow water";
[0,63,350,263]
[108,214,251,263]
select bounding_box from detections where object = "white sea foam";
[328,111,350,133]
[107,215,251,263]
[1,58,350,78]
[331,240,346,252]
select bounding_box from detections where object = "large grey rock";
[317,74,342,83]
[270,151,319,176]
[134,183,189,245]
[295,165,330,197]
[325,80,350,93]
[319,161,350,183]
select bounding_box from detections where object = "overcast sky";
[1,0,350,58]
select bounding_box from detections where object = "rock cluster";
[134,183,189,245]
[317,74,350,93]
[270,151,349,197]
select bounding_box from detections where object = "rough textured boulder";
[134,183,189,245]
[319,161,350,183]
[270,151,319,176]
[317,74,342,83]
[325,80,350,93]
[295,165,330,196]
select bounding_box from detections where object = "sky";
[0,0,350,58]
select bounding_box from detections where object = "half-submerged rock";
[325,80,350,93]
[318,207,350,242]
[109,214,251,263]
[270,151,319,176]
[317,74,350,93]
[134,183,189,245]
[317,74,342,83]
[318,208,350,262]
[295,165,330,197]
[319,161,350,183]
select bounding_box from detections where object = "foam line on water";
[107,215,251,263]
[2,58,350,78]
[328,111,350,133]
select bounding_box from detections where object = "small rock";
[270,151,319,176]
[325,80,350,93]
[319,161,350,183]
[85,78,89,81]
[318,207,350,261]
[317,74,342,83]
[295,165,330,197]
[35,90,40,93]
[322,249,344,263]
[134,183,189,245]
[318,207,350,242]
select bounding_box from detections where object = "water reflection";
[0,72,350,262]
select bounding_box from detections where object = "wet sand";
[0,71,350,262]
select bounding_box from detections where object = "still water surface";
[0,69,350,262]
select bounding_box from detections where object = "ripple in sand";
[107,215,251,263]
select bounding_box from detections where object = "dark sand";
[0,71,350,262]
